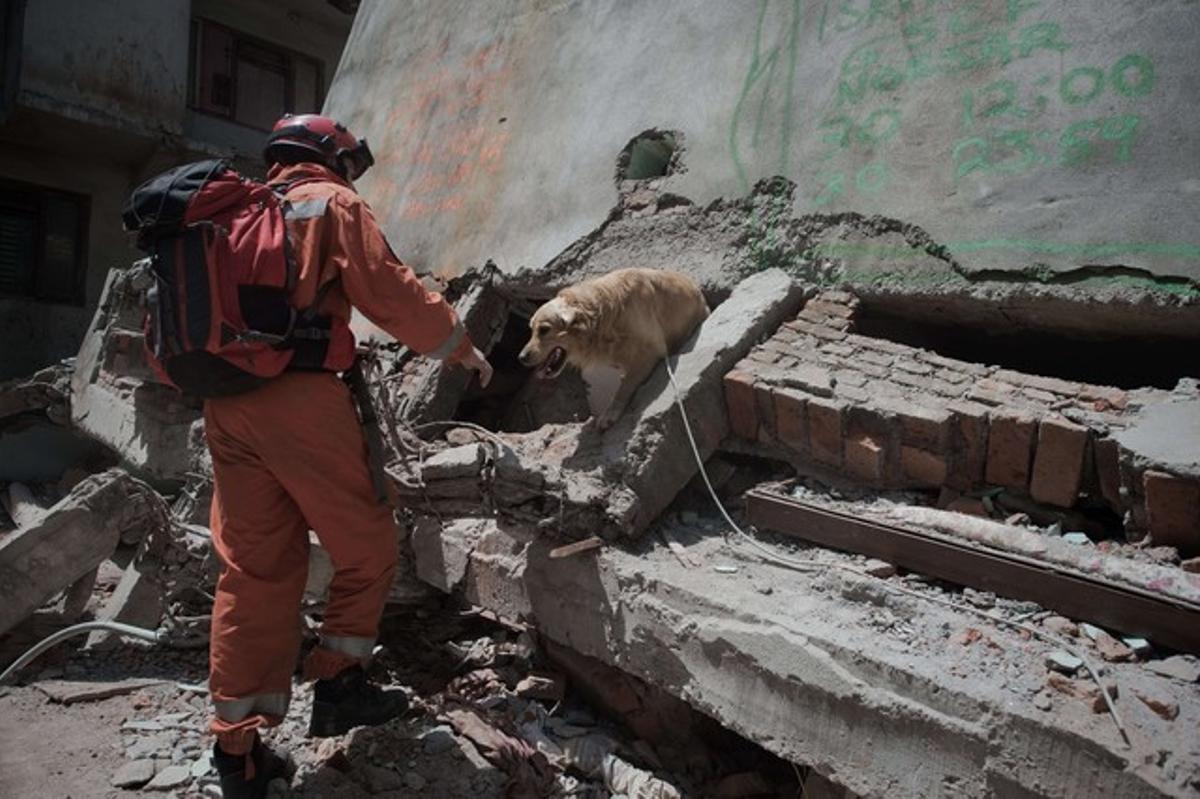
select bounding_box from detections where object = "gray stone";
[111,759,157,788]
[0,470,154,636]
[1045,651,1084,675]
[145,764,191,790]
[405,771,427,791]
[1147,656,1200,683]
[421,725,458,755]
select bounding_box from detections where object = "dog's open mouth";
[536,347,567,379]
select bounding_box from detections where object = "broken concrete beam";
[70,266,204,486]
[86,560,166,648]
[607,268,806,533]
[413,517,1188,797]
[0,470,158,637]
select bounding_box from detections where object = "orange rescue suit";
[204,162,475,753]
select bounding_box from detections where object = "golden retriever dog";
[518,268,710,429]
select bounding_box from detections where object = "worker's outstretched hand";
[460,345,494,388]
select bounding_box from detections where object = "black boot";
[307,664,410,738]
[213,738,292,799]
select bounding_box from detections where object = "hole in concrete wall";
[855,306,1198,390]
[455,310,590,433]
[616,129,683,182]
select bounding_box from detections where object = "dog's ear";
[557,305,577,327]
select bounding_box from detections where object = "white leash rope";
[660,358,1130,747]
[0,621,164,686]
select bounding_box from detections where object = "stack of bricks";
[722,291,1200,555]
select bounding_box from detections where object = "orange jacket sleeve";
[325,193,473,362]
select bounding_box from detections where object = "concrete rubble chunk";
[1146,656,1200,683]
[111,759,157,789]
[69,266,204,485]
[612,269,806,533]
[1045,651,1083,675]
[144,763,191,790]
[0,469,164,637]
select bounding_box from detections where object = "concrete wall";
[325,0,1200,280]
[0,0,354,379]
[19,0,190,134]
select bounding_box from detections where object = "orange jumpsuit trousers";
[204,371,396,752]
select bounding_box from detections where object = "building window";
[0,180,87,305]
[189,18,325,131]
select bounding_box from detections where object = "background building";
[0,0,356,379]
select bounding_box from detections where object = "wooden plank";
[745,490,1200,655]
[549,536,605,559]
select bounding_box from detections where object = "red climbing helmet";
[264,113,375,180]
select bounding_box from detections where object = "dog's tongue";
[537,347,566,379]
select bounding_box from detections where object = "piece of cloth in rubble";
[268,161,474,369]
[206,165,478,752]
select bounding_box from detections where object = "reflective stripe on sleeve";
[427,319,466,360]
[213,692,291,722]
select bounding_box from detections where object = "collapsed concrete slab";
[411,517,1200,797]
[392,268,805,539]
[0,469,165,637]
[70,266,204,487]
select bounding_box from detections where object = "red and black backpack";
[121,159,332,398]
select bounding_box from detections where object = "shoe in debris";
[213,738,293,799]
[308,664,410,738]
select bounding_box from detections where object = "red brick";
[855,360,890,379]
[836,384,870,403]
[820,342,857,358]
[753,382,776,445]
[787,319,847,341]
[918,352,989,377]
[772,388,808,453]
[1078,384,1129,411]
[1030,416,1089,507]
[891,370,936,392]
[807,397,845,467]
[939,370,971,385]
[746,349,781,366]
[1093,438,1123,511]
[858,336,909,354]
[845,433,886,483]
[1022,387,1060,405]
[985,410,1037,490]
[857,349,894,368]
[945,399,990,491]
[833,370,866,388]
[995,369,1081,397]
[817,289,857,304]
[877,399,952,451]
[806,298,857,319]
[780,364,834,397]
[723,370,758,440]
[894,359,933,376]
[1143,471,1200,556]
[798,307,850,329]
[901,446,948,487]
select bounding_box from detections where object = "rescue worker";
[207,113,493,798]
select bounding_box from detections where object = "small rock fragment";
[1045,651,1083,675]
[1062,532,1092,545]
[1147,656,1200,683]
[421,725,458,756]
[1122,637,1152,658]
[1134,688,1180,721]
[862,558,896,578]
[515,672,566,702]
[145,764,191,790]
[1032,691,1053,711]
[405,771,427,790]
[1181,556,1200,574]
[112,759,157,789]
[1042,616,1078,638]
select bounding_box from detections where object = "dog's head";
[518,297,583,379]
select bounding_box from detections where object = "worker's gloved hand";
[460,345,494,388]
